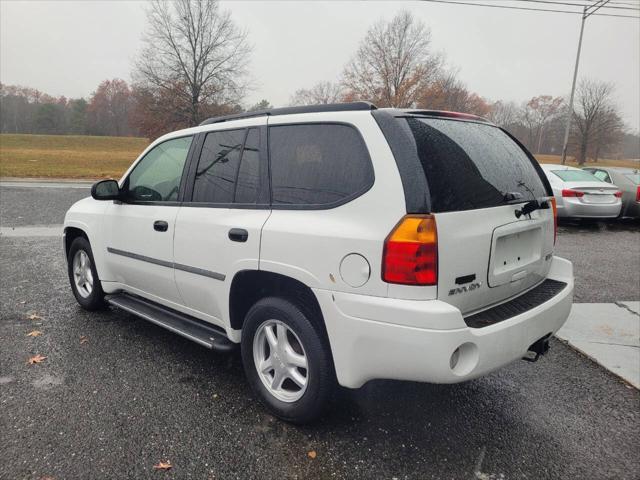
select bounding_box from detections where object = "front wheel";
[67,237,106,310]
[241,297,335,423]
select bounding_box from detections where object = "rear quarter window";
[405,118,548,212]
[268,124,374,207]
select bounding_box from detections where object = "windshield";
[624,173,640,185]
[551,170,601,182]
[405,117,548,212]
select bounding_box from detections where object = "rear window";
[624,173,640,185]
[551,170,600,182]
[268,124,374,207]
[405,118,547,212]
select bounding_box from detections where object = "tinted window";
[235,129,260,203]
[125,136,192,202]
[269,124,373,206]
[193,128,261,204]
[406,118,547,212]
[552,170,601,182]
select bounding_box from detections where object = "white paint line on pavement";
[0,182,91,189]
[0,226,62,237]
[556,303,640,389]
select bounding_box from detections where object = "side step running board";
[107,293,235,353]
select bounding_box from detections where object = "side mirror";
[91,179,121,201]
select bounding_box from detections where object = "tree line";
[1,2,637,164]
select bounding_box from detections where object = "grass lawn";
[0,134,637,179]
[535,154,639,169]
[0,134,149,179]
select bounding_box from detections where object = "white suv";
[64,102,574,423]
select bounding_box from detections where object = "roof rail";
[199,101,377,126]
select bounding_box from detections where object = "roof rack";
[199,101,377,126]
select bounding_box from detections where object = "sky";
[1,0,639,130]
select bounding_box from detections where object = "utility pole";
[561,0,611,165]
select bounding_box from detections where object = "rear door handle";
[228,228,248,242]
[153,220,169,232]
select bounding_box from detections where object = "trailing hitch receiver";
[522,334,551,363]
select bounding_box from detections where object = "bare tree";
[589,108,625,161]
[487,100,520,128]
[418,72,489,116]
[134,0,250,127]
[342,11,443,107]
[525,95,564,154]
[519,101,538,150]
[289,81,344,106]
[570,79,622,165]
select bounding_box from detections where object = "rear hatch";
[404,116,555,315]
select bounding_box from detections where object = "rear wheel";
[241,297,334,423]
[67,237,106,310]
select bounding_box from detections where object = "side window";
[269,124,374,206]
[235,129,260,204]
[597,170,612,183]
[192,128,261,204]
[125,136,193,202]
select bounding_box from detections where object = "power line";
[420,0,640,17]
[585,0,612,17]
[584,0,639,5]
[539,0,639,5]
[510,0,639,11]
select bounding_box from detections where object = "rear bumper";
[315,256,573,388]
[558,197,621,218]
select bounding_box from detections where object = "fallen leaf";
[39,476,55,480]
[27,314,43,321]
[27,330,43,337]
[307,450,317,459]
[153,461,172,470]
[27,354,47,365]
[80,336,88,344]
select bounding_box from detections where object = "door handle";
[153,220,169,232]
[228,228,248,242]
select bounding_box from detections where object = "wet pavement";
[1,183,639,479]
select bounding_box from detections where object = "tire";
[67,236,106,310]
[241,297,335,423]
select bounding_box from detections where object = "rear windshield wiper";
[515,198,550,218]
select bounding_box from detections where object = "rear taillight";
[636,186,640,202]
[562,189,584,197]
[382,215,438,285]
[614,191,623,198]
[550,197,557,245]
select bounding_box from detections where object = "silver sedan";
[540,164,622,219]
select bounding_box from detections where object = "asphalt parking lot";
[1,183,639,480]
